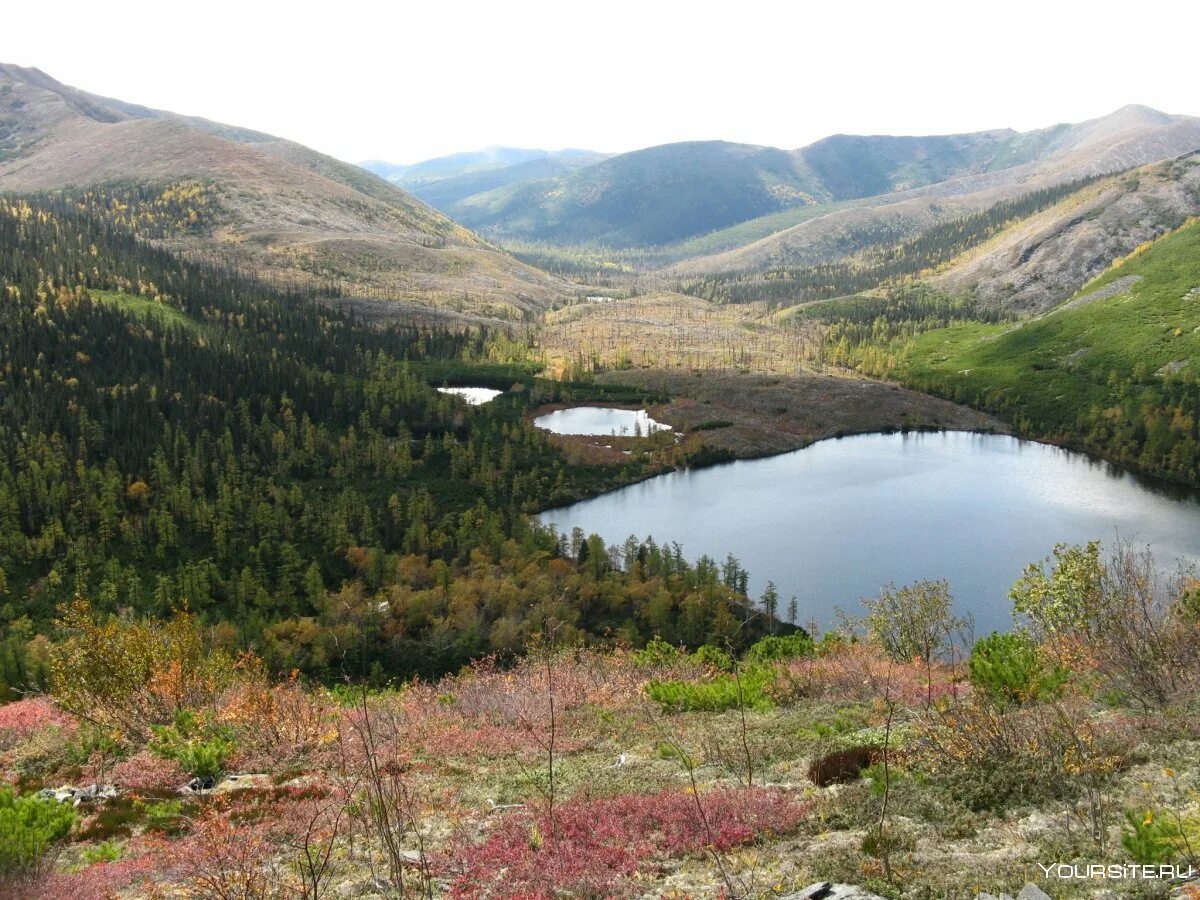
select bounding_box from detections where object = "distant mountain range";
[0,64,571,318]
[373,106,1200,250]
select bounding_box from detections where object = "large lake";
[538,431,1200,635]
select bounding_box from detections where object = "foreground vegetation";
[0,540,1196,898]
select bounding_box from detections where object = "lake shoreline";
[537,430,1200,635]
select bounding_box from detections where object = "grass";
[90,290,205,335]
[900,218,1200,433]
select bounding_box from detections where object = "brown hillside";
[0,63,571,318]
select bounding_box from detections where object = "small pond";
[438,387,502,405]
[534,407,671,437]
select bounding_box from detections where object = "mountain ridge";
[390,106,1200,252]
[0,63,572,318]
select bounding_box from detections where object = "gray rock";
[975,885,1051,900]
[180,775,218,794]
[37,783,118,805]
[787,884,887,900]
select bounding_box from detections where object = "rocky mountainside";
[0,64,571,318]
[934,152,1200,311]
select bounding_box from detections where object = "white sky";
[5,0,1197,165]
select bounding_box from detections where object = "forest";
[0,190,777,699]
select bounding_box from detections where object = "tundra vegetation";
[0,541,1196,898]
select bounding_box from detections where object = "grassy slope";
[901,219,1200,433]
[90,289,206,335]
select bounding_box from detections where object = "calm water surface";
[534,407,671,436]
[539,431,1200,635]
[438,387,502,405]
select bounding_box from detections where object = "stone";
[786,883,887,900]
[180,775,218,794]
[974,885,1052,900]
[37,783,118,805]
[212,773,271,794]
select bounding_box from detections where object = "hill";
[362,146,608,188]
[401,106,1200,259]
[443,140,823,246]
[933,153,1200,311]
[814,207,1200,486]
[0,64,571,318]
[671,108,1200,277]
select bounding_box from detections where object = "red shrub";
[27,854,155,900]
[109,749,187,792]
[0,697,75,747]
[444,787,809,898]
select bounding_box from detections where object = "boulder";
[37,784,118,806]
[976,885,1052,900]
[786,884,887,900]
[212,773,271,794]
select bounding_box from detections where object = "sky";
[5,0,1197,165]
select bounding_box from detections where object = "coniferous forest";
[0,193,769,697]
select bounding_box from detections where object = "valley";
[0,46,1199,900]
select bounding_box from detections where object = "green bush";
[633,637,684,667]
[137,799,187,835]
[690,644,734,672]
[1122,810,1184,864]
[149,710,235,780]
[646,667,775,712]
[81,839,123,865]
[968,632,1064,707]
[0,787,76,876]
[745,632,814,665]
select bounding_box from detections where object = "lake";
[534,407,672,436]
[438,387,502,405]
[538,431,1200,635]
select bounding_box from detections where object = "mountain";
[362,147,608,189]
[408,107,1200,252]
[0,64,571,318]
[670,107,1200,276]
[445,141,824,246]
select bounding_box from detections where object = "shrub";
[80,840,123,865]
[138,799,188,836]
[444,788,809,897]
[0,787,76,878]
[745,632,814,664]
[632,637,684,668]
[1010,541,1198,710]
[968,632,1065,707]
[109,750,186,792]
[863,579,970,664]
[49,600,236,740]
[690,644,733,672]
[1122,810,1185,864]
[645,667,774,712]
[149,710,236,781]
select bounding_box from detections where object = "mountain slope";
[0,63,570,318]
[898,214,1200,484]
[933,153,1200,311]
[673,109,1200,277]
[447,141,825,246]
[404,107,1200,256]
[362,147,608,189]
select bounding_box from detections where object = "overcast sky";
[5,0,1196,165]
